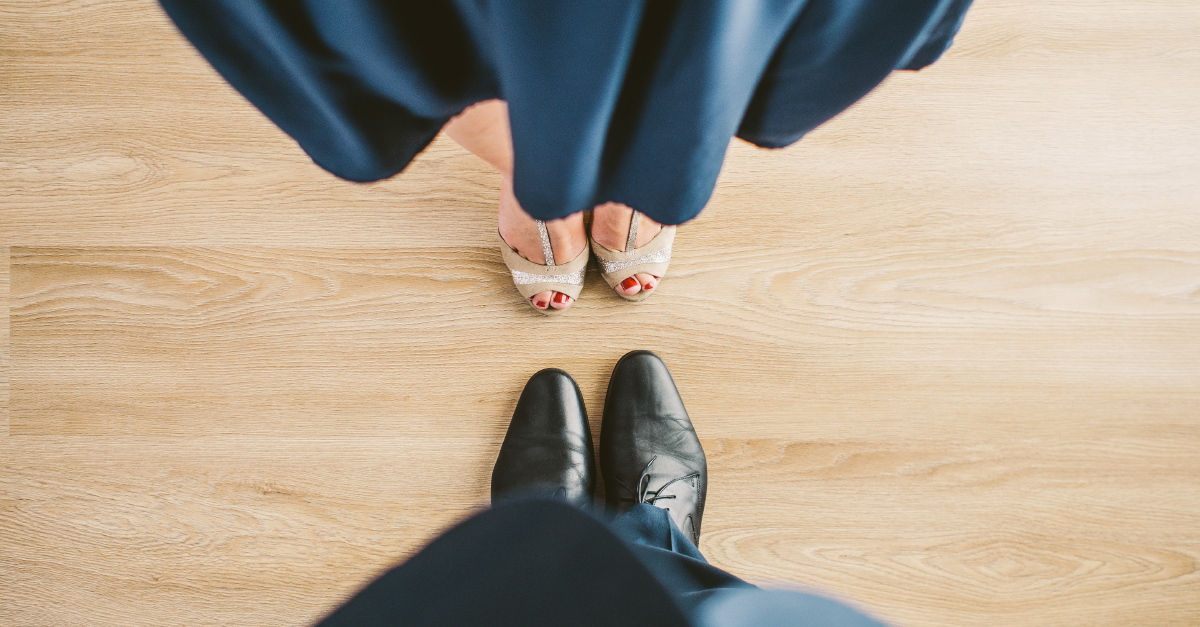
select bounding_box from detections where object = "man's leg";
[316,356,886,627]
[694,589,889,627]
[611,502,755,612]
[610,503,889,627]
[314,500,689,627]
[599,351,889,626]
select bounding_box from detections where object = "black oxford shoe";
[600,351,707,545]
[492,369,595,509]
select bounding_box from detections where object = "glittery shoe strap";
[625,210,639,253]
[591,224,675,290]
[535,219,555,267]
[499,231,589,300]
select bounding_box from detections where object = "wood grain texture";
[1,436,497,627]
[2,247,8,433]
[3,0,1200,626]
[9,245,1200,441]
[702,437,1200,626]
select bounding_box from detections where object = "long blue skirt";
[159,0,972,225]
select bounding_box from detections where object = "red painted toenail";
[644,282,655,290]
[553,292,570,305]
[533,299,547,308]
[620,277,639,290]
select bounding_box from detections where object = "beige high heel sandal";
[590,210,675,302]
[499,219,590,315]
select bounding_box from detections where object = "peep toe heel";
[500,219,590,314]
[590,210,674,302]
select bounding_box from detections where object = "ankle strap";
[536,219,555,266]
[625,210,639,253]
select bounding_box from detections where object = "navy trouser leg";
[313,500,689,627]
[314,500,886,627]
[610,503,755,613]
[612,504,888,627]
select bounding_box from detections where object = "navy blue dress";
[159,0,972,225]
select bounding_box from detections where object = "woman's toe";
[550,291,573,310]
[636,273,657,292]
[618,276,642,295]
[530,291,552,310]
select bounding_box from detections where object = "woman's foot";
[444,100,588,311]
[590,202,662,297]
[498,175,588,311]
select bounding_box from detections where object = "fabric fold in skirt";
[160,0,973,225]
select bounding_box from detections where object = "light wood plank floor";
[3,1,1199,626]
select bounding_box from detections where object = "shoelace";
[616,455,699,507]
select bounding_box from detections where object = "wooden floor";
[3,1,1200,625]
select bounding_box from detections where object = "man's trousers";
[316,500,886,627]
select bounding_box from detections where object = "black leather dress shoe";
[600,351,707,545]
[492,369,595,509]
